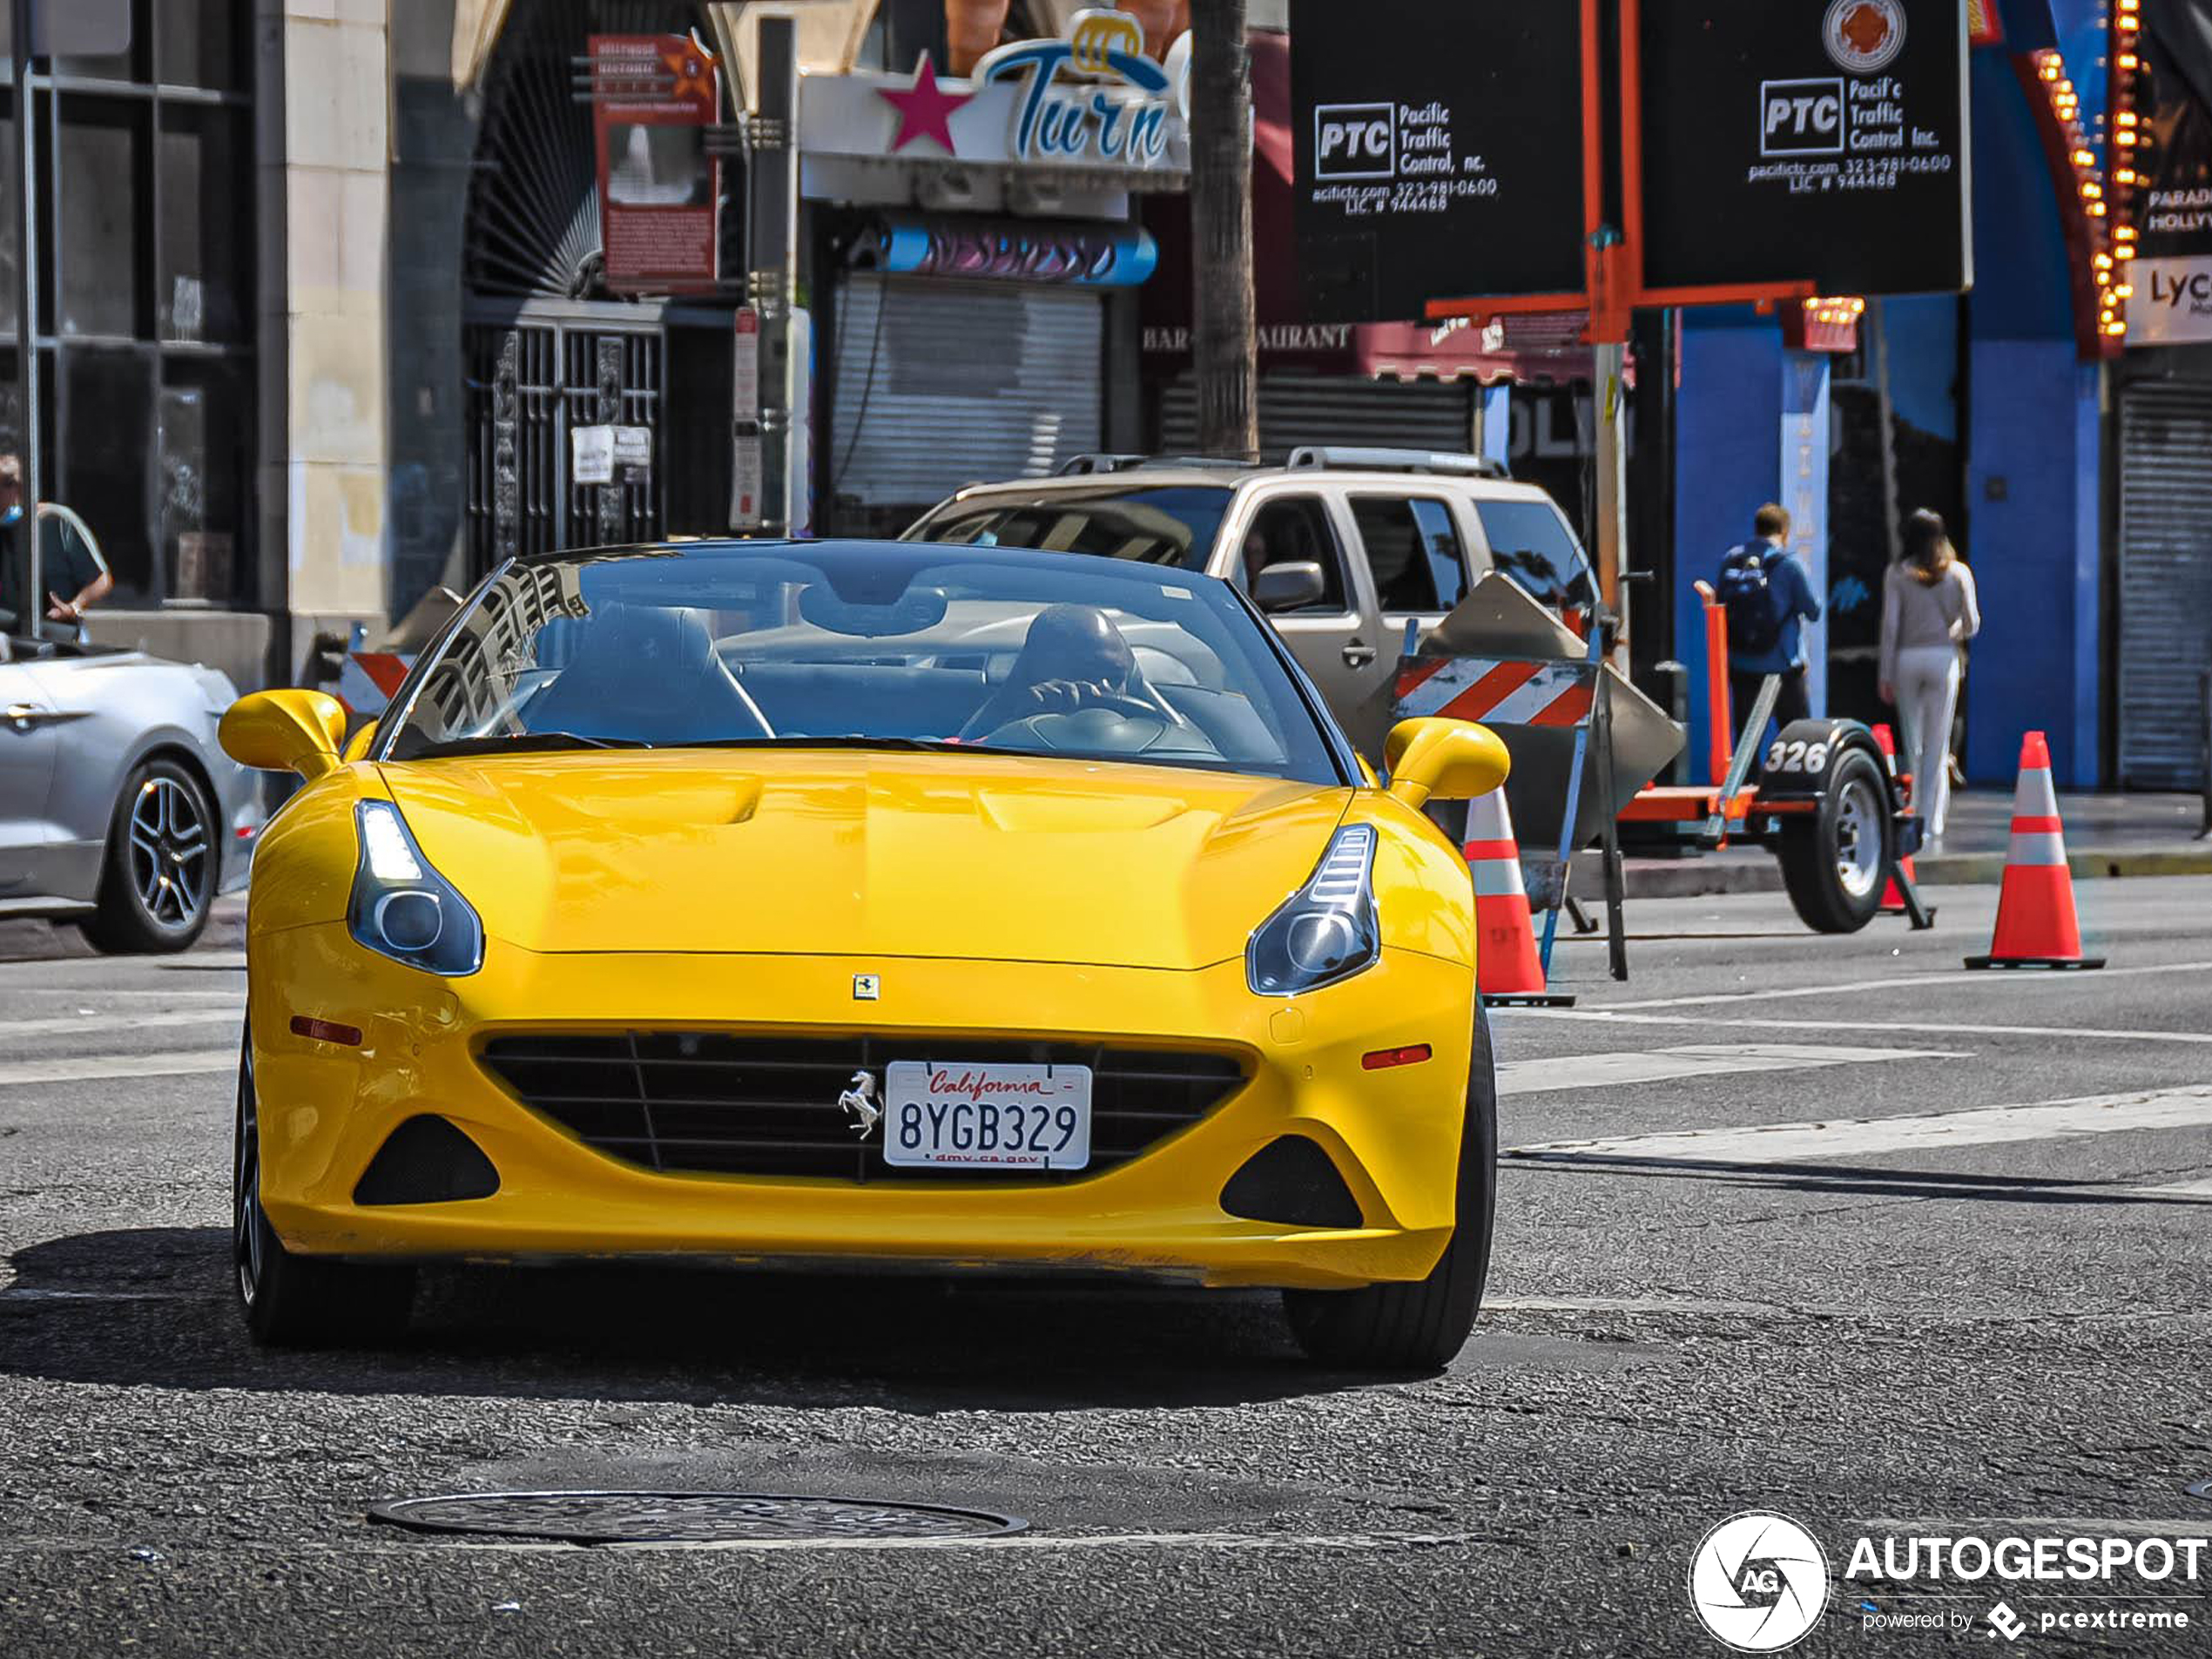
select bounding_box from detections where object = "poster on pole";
[590,34,722,294]
[2123,9,2212,346]
[1287,0,1586,321]
[1637,0,1972,296]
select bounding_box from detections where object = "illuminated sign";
[800,9,1189,192]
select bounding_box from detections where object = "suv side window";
[1231,496,1352,613]
[1346,496,1467,613]
[1474,499,1600,610]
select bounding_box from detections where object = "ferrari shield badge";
[853,974,880,1001]
[838,1070,882,1138]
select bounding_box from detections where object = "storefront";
[0,0,260,664]
[799,10,1189,533]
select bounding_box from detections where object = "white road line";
[1495,1042,1958,1096]
[1597,959,2212,1012]
[0,1531,1493,1559]
[1507,1008,2212,1047]
[2133,1177,2212,1199]
[0,1050,234,1089]
[0,1011,236,1041]
[1506,1084,2212,1165]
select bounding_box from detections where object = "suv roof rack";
[1284,445,1509,480]
[1055,453,1264,475]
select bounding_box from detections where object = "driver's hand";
[1021,678,1112,714]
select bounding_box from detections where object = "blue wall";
[1961,46,2106,786]
[1674,313,1783,777]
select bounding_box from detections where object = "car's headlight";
[1247,823,1379,996]
[348,799,484,976]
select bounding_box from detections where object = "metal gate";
[464,311,665,572]
[2116,380,2212,788]
[1157,370,1474,458]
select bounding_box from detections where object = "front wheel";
[80,759,216,954]
[233,1030,415,1348]
[1778,750,1893,934]
[1283,1005,1497,1371]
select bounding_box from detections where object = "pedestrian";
[1878,507,1979,849]
[1716,502,1822,749]
[0,454,110,643]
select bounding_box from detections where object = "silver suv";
[905,448,1599,732]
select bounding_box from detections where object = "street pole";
[10,0,38,621]
[747,14,799,537]
[1592,338,1629,672]
[1188,0,1257,462]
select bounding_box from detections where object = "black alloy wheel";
[1282,1002,1497,1371]
[233,1027,416,1349]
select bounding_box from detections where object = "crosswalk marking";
[1506,1084,2212,1166]
[1496,1042,1956,1096]
[1597,959,2212,1012]
[0,1050,235,1089]
[0,1011,236,1041]
[1506,1008,2212,1047]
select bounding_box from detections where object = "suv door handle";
[1340,641,1377,668]
[4,704,78,731]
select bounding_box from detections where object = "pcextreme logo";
[1688,1512,1831,1652]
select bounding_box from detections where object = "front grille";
[479,1032,1249,1182]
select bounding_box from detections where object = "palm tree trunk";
[1186,0,1258,461]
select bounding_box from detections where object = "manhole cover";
[2188,1480,2212,1504]
[367,1491,1026,1546]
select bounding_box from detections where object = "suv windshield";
[907,485,1234,571]
[379,542,1342,785]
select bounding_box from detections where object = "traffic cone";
[1464,789,1575,1008]
[1871,724,1924,917]
[1965,732,2105,970]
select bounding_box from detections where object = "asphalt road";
[1,877,2207,1656]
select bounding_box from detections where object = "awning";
[1141,30,1598,384]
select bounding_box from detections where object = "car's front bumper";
[247,927,1476,1291]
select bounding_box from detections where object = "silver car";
[0,634,263,951]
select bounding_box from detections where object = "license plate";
[881,1061,1092,1171]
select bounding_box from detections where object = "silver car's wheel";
[81,759,215,953]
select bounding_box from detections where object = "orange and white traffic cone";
[1966,732,2105,970]
[1463,789,1575,1008]
[1872,724,1924,918]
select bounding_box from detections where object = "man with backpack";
[1716,502,1821,751]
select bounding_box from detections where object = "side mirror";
[1382,717,1510,810]
[1251,560,1325,614]
[341,718,379,763]
[219,689,348,781]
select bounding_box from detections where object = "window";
[914,486,1235,570]
[1349,496,1467,613]
[1231,497,1350,613]
[0,1,257,608]
[1474,500,1600,611]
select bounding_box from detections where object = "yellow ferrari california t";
[219,538,1509,1368]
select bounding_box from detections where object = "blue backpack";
[1716,544,1784,658]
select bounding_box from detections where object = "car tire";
[1778,750,1892,934]
[233,1029,415,1349]
[1283,1002,1497,1372]
[80,758,216,954]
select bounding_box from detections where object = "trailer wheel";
[1779,750,1892,934]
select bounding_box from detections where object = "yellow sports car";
[219,539,1508,1368]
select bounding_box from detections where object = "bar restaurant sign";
[800,9,1190,192]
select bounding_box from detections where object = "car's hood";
[377,752,1351,968]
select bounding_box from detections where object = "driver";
[958,604,1146,738]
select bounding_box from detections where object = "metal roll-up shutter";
[1157,370,1474,458]
[2116,381,2212,787]
[828,275,1104,516]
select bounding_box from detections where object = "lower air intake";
[354,1115,501,1206]
[1220,1136,1363,1229]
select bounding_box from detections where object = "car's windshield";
[907,485,1234,571]
[379,542,1343,785]
[1475,500,1599,612]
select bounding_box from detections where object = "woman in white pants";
[1878,509,1981,849]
